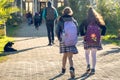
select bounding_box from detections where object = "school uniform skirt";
[84,41,103,50]
[60,42,78,54]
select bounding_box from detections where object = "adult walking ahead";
[42,1,58,46]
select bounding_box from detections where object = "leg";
[91,48,97,74]
[85,49,90,65]
[49,21,54,43]
[68,53,75,78]
[61,53,68,74]
[91,48,97,69]
[85,49,90,71]
[68,53,73,67]
[62,53,68,69]
[46,23,51,45]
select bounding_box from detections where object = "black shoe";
[86,64,90,72]
[70,67,75,78]
[52,41,54,44]
[91,69,95,74]
[61,68,66,74]
[48,43,52,46]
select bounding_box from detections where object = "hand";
[82,36,85,39]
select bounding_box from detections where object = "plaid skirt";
[60,42,78,54]
[84,41,103,50]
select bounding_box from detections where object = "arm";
[54,8,58,20]
[56,17,63,41]
[79,20,86,36]
[42,8,46,20]
[100,25,107,36]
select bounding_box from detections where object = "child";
[34,12,40,30]
[56,7,78,78]
[79,7,106,74]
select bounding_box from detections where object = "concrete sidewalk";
[0,23,120,80]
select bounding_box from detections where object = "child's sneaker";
[86,64,90,72]
[61,68,66,74]
[91,68,95,74]
[70,67,75,78]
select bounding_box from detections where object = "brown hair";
[62,7,73,15]
[87,7,105,26]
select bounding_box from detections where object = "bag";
[84,22,101,45]
[46,7,55,20]
[61,21,78,46]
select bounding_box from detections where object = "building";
[18,0,64,16]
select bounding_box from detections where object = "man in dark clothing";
[42,1,58,46]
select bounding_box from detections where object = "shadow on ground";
[0,45,47,57]
[100,47,120,56]
[49,73,64,80]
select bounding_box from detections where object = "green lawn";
[0,25,18,63]
[0,36,14,62]
[0,36,14,51]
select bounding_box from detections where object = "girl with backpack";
[79,7,106,74]
[56,7,78,79]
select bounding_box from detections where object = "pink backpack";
[61,21,78,46]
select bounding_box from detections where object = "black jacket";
[79,20,107,36]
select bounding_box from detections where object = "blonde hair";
[62,7,73,15]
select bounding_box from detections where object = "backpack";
[45,7,55,20]
[84,22,101,46]
[34,15,40,23]
[61,20,78,46]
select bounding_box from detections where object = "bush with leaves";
[0,0,19,25]
[69,0,90,25]
[0,0,19,36]
[97,0,120,35]
[6,13,22,27]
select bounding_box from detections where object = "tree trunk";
[53,0,58,8]
[64,0,69,6]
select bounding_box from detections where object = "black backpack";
[45,7,55,20]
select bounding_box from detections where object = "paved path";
[0,23,120,80]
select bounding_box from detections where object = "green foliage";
[0,0,19,24]
[0,36,13,52]
[69,0,90,25]
[97,0,120,35]
[0,36,13,63]
[57,6,65,16]
[103,35,120,46]
[6,13,22,27]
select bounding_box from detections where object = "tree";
[53,0,58,8]
[64,0,69,6]
[97,0,120,35]
[0,0,19,24]
[0,0,19,36]
[69,0,90,25]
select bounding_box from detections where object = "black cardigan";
[79,20,107,36]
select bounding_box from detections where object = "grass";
[0,25,18,63]
[0,36,14,51]
[0,36,14,63]
[102,34,120,46]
